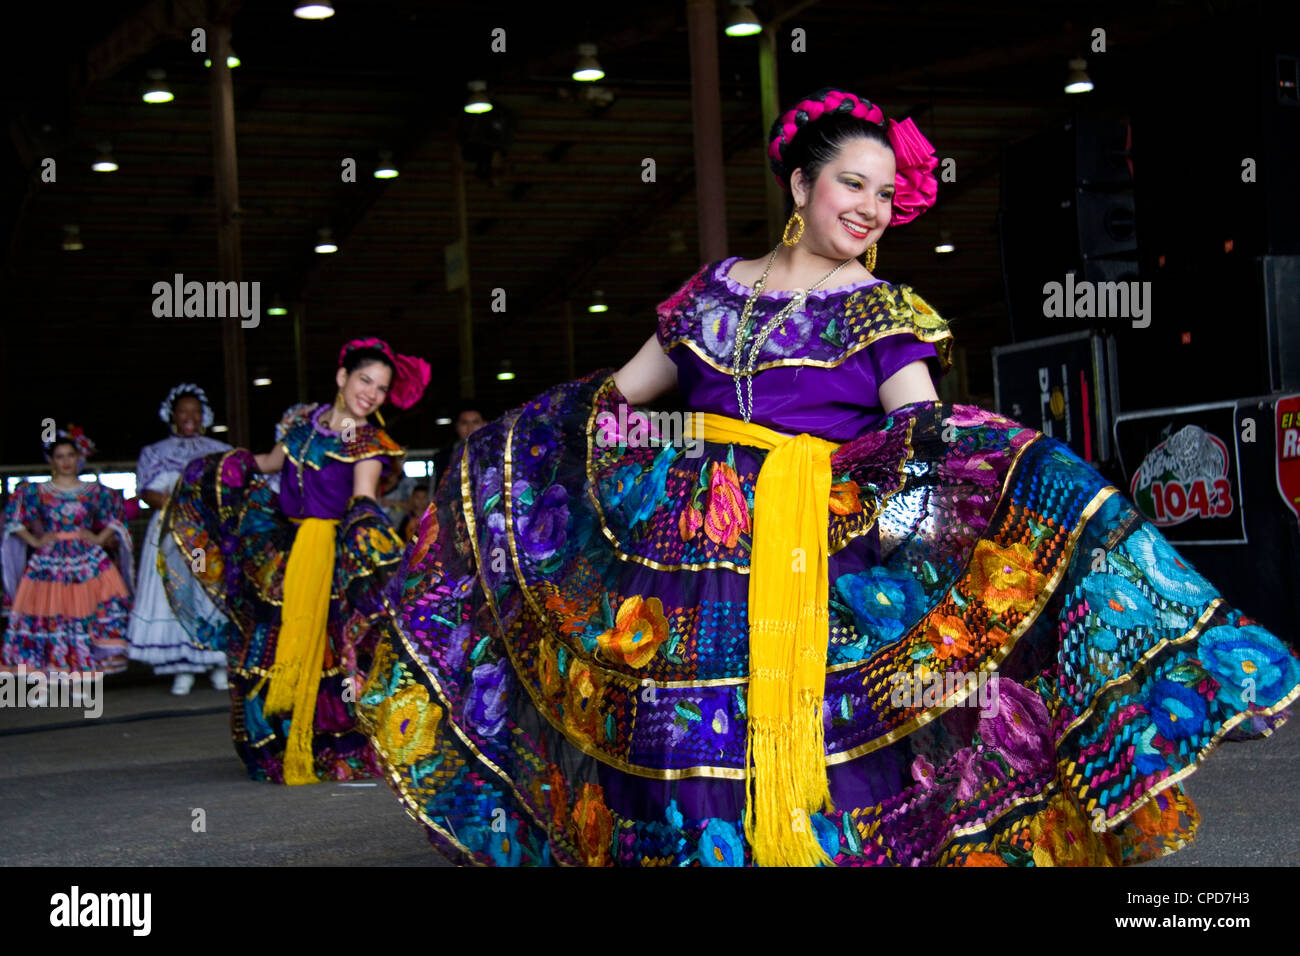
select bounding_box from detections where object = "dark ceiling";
[0,0,1266,460]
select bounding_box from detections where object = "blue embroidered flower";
[603,464,642,511]
[614,445,676,526]
[488,824,523,867]
[836,567,926,647]
[665,800,684,830]
[1147,679,1207,741]
[698,818,745,867]
[1123,525,1218,606]
[1198,624,1300,708]
[810,812,841,861]
[1082,574,1158,630]
[1133,723,1165,775]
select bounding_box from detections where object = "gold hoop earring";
[864,244,878,273]
[782,209,805,247]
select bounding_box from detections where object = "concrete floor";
[1,667,1296,866]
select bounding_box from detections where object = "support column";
[209,21,249,447]
[686,0,728,262]
[451,140,475,400]
[292,302,307,404]
[759,26,784,247]
[562,299,575,380]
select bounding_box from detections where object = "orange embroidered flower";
[959,851,1008,867]
[968,541,1046,615]
[829,480,863,516]
[703,461,750,549]
[545,591,589,636]
[572,783,614,867]
[1128,790,1182,840]
[537,637,563,696]
[547,765,569,830]
[679,504,703,542]
[923,612,976,660]
[596,596,669,669]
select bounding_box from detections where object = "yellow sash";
[698,413,840,867]
[263,516,338,786]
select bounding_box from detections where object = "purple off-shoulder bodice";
[660,257,941,441]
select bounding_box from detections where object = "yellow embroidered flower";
[563,662,606,746]
[372,681,443,765]
[1028,794,1113,867]
[899,287,948,330]
[596,596,670,669]
[968,540,1046,616]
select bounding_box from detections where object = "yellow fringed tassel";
[700,415,838,867]
[263,516,338,785]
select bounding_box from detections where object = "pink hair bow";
[886,117,939,226]
[338,337,432,410]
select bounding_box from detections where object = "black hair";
[340,346,396,377]
[781,112,892,202]
[453,398,488,421]
[47,437,78,455]
[171,391,203,412]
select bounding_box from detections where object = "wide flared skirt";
[2,542,130,674]
[126,510,227,675]
[357,371,1300,866]
[162,449,405,783]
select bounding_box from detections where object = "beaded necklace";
[731,246,854,422]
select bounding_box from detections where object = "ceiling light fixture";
[142,69,174,104]
[464,80,493,114]
[725,2,762,37]
[572,43,604,82]
[315,228,338,254]
[1065,57,1094,94]
[294,1,335,20]
[374,150,399,179]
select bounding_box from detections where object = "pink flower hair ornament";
[337,337,432,410]
[767,87,939,227]
[42,424,96,462]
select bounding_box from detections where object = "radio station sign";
[1113,402,1246,544]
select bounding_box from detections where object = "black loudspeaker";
[1000,115,1138,343]
[1114,5,1300,413]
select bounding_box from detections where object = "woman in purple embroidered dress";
[162,339,430,784]
[357,88,1300,867]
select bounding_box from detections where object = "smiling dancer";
[163,338,430,784]
[358,88,1300,866]
[126,384,231,694]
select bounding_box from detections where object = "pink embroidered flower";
[679,504,703,542]
[911,754,935,789]
[703,461,750,549]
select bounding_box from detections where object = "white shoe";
[209,666,229,691]
[170,673,195,695]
